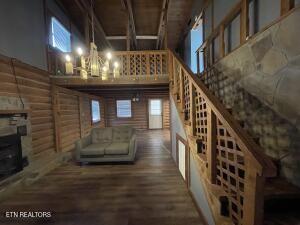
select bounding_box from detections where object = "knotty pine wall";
[55,87,105,152]
[0,55,105,158]
[101,90,170,130]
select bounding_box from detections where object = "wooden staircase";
[167,50,300,225]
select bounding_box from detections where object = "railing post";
[281,0,294,15]
[146,53,150,77]
[127,52,130,77]
[243,159,264,225]
[220,24,225,57]
[189,81,196,135]
[179,69,185,109]
[207,106,217,184]
[168,51,174,84]
[173,58,178,93]
[240,0,249,43]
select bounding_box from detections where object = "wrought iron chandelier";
[64,0,119,80]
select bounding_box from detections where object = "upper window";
[116,100,132,118]
[91,100,101,123]
[150,100,162,116]
[49,17,71,52]
[191,18,204,73]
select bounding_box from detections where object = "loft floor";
[0,130,205,225]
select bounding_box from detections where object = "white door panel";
[178,141,186,180]
[149,99,163,129]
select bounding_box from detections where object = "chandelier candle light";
[64,0,119,80]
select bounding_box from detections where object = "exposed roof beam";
[107,35,158,40]
[121,0,137,49]
[156,0,170,50]
[74,0,112,49]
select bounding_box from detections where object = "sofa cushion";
[92,128,112,144]
[105,143,129,155]
[81,143,110,156]
[112,126,133,142]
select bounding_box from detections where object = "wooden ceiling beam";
[74,0,112,49]
[107,36,158,40]
[156,0,170,50]
[121,0,137,50]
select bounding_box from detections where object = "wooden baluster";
[179,69,185,110]
[189,81,196,133]
[168,51,174,85]
[196,51,200,74]
[243,158,264,225]
[146,53,150,78]
[127,53,130,79]
[281,0,294,15]
[173,58,178,93]
[160,53,163,76]
[240,0,249,43]
[206,106,217,184]
[220,24,225,57]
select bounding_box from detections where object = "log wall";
[0,55,105,157]
[101,90,170,129]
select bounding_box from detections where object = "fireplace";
[0,133,23,181]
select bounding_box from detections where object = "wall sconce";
[132,93,140,102]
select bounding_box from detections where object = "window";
[224,14,241,55]
[150,100,162,116]
[191,18,204,73]
[116,100,132,118]
[248,0,280,36]
[91,100,101,123]
[49,17,71,52]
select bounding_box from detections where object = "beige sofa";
[75,126,137,163]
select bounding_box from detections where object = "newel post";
[243,158,264,225]
[207,105,217,184]
[168,51,174,85]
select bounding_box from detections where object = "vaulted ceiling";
[58,0,194,51]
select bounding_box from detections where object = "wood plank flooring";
[0,130,206,225]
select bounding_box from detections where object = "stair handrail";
[169,49,277,225]
[169,49,276,177]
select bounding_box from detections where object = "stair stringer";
[170,93,233,225]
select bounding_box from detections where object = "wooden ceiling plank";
[74,0,112,49]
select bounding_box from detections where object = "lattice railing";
[112,51,168,78]
[169,50,276,225]
[49,50,168,80]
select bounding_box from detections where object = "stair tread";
[264,178,300,200]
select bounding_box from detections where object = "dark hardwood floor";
[0,130,206,225]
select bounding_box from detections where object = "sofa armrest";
[75,135,91,160]
[128,133,137,158]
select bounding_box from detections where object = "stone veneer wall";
[0,96,32,161]
[202,8,300,186]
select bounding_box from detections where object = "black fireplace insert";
[0,134,23,181]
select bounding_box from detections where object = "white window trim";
[50,17,71,53]
[91,100,101,124]
[150,99,162,116]
[116,100,132,118]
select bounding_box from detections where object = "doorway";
[148,99,163,129]
[176,134,188,182]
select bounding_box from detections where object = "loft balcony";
[50,50,169,87]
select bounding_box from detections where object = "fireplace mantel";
[0,110,30,115]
